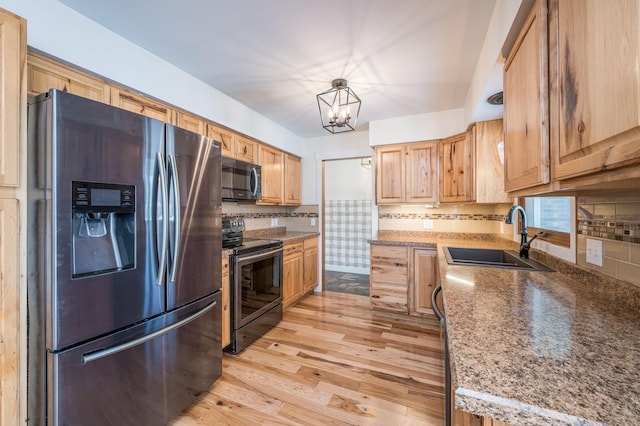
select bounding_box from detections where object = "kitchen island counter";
[372,232,640,426]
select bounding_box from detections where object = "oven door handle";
[236,247,282,264]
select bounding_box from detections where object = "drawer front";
[284,242,304,258]
[303,237,318,250]
[370,245,408,286]
[370,283,408,312]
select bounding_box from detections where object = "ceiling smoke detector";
[487,91,503,105]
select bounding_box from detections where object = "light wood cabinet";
[174,111,205,135]
[409,249,438,316]
[207,123,235,158]
[258,144,284,204]
[549,0,640,181]
[440,131,474,203]
[0,10,24,189]
[27,52,111,103]
[0,9,24,425]
[110,87,172,122]
[283,241,304,308]
[303,237,319,293]
[503,0,550,192]
[370,245,408,312]
[375,141,438,204]
[283,154,302,205]
[235,135,258,163]
[474,120,511,203]
[221,250,231,348]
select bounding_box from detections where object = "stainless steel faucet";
[505,205,543,259]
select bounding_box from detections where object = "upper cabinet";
[474,119,512,203]
[258,144,284,205]
[235,135,258,164]
[376,141,438,204]
[174,111,205,135]
[440,131,474,203]
[27,52,111,104]
[110,87,172,122]
[0,9,25,188]
[207,123,235,158]
[503,0,549,193]
[283,153,301,205]
[549,0,640,181]
[504,0,640,194]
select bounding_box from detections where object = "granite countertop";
[244,227,319,244]
[372,233,640,426]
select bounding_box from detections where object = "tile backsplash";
[222,203,319,233]
[577,191,640,286]
[378,203,514,238]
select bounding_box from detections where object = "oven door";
[233,246,283,328]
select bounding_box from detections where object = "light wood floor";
[172,291,445,425]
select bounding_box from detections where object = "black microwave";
[221,157,262,201]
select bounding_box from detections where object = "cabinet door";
[376,144,406,204]
[207,123,235,158]
[503,0,550,192]
[174,111,205,135]
[221,252,230,348]
[370,245,408,312]
[549,0,640,180]
[283,243,303,308]
[406,141,439,203]
[0,198,19,425]
[235,135,258,163]
[410,249,438,316]
[283,154,301,205]
[27,52,110,104]
[110,87,172,122]
[440,131,474,203]
[474,120,511,203]
[258,144,284,204]
[0,11,24,188]
[303,237,319,293]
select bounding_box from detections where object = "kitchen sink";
[443,246,554,271]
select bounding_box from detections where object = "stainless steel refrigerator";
[27,89,222,425]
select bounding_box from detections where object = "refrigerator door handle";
[81,300,217,364]
[168,154,181,282]
[156,152,169,286]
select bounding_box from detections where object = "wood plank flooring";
[171,291,445,425]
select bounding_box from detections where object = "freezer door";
[165,124,221,310]
[47,293,221,426]
[30,90,166,351]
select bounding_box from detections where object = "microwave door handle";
[156,152,168,286]
[250,167,258,196]
[168,154,181,282]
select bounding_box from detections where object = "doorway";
[322,157,372,296]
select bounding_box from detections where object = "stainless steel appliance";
[221,156,261,201]
[222,219,283,354]
[27,89,222,425]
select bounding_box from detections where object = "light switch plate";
[271,218,278,227]
[423,220,434,229]
[310,218,316,226]
[586,238,603,267]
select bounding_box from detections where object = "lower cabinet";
[283,241,304,308]
[370,244,438,316]
[283,237,319,308]
[221,249,231,348]
[303,237,319,293]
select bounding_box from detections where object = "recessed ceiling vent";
[487,91,503,105]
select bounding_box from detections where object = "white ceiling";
[58,0,501,138]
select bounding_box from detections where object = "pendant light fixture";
[316,79,361,134]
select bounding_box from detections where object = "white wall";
[369,109,466,146]
[325,158,372,201]
[2,0,304,157]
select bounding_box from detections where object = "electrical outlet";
[310,218,316,226]
[423,220,434,229]
[586,238,603,267]
[271,218,278,227]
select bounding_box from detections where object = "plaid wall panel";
[325,200,371,268]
